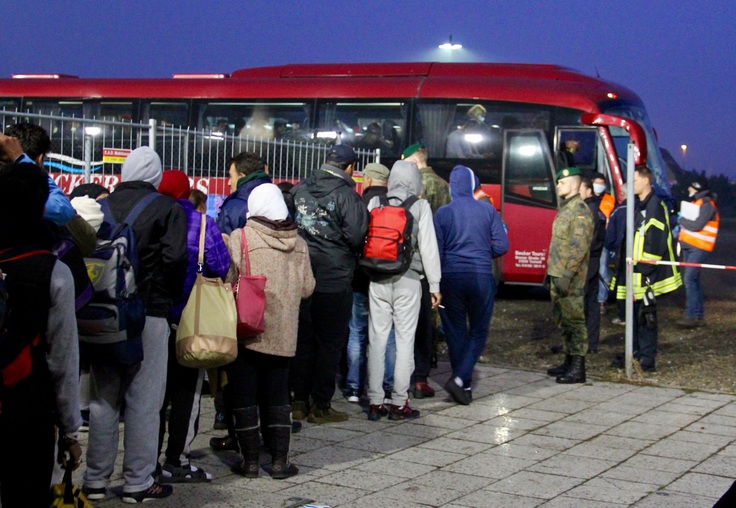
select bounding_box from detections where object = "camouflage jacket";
[420,166,451,213]
[547,194,594,278]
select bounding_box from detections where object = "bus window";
[85,101,135,122]
[316,101,407,157]
[143,102,190,127]
[416,101,551,166]
[197,101,312,141]
[503,130,556,206]
[24,99,83,117]
[555,127,598,174]
[0,99,20,112]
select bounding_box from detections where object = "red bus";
[0,62,672,285]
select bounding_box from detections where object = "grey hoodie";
[121,146,163,188]
[368,160,441,293]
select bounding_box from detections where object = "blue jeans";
[346,292,395,393]
[439,272,496,387]
[682,246,709,319]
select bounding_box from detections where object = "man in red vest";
[677,177,719,328]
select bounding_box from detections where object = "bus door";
[501,129,558,284]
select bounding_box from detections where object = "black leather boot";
[556,355,586,384]
[232,406,261,478]
[268,405,299,480]
[547,355,571,376]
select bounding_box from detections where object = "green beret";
[555,167,582,183]
[401,143,424,159]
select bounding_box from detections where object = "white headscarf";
[246,183,289,221]
[70,196,104,232]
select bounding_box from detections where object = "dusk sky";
[2,1,734,178]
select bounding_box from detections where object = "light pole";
[680,144,687,170]
[439,35,462,62]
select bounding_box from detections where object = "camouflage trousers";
[550,275,587,356]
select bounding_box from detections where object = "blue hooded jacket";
[217,175,272,235]
[433,165,509,274]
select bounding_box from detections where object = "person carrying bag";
[176,213,238,368]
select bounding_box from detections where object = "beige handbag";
[176,214,238,369]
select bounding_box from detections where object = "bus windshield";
[603,104,671,195]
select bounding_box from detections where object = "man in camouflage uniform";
[401,144,450,397]
[546,167,594,384]
[402,144,450,213]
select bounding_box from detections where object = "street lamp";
[680,144,687,169]
[439,35,462,50]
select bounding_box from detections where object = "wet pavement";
[73,362,736,507]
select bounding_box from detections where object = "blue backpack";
[76,193,160,366]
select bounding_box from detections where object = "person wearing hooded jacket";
[84,146,188,503]
[225,184,315,479]
[365,160,442,421]
[434,165,508,405]
[156,170,230,484]
[289,145,368,424]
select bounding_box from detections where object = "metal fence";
[0,110,378,196]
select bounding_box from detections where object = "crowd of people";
[0,121,718,505]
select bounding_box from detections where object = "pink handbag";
[233,228,267,338]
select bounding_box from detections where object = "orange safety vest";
[599,193,615,220]
[679,198,719,252]
[474,188,494,205]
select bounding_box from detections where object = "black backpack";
[0,249,54,391]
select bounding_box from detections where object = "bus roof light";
[12,74,78,79]
[172,73,229,79]
[607,92,617,99]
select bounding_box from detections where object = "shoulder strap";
[401,195,419,212]
[240,228,251,276]
[378,194,389,207]
[123,192,161,227]
[197,213,206,272]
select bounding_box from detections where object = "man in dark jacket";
[217,152,272,235]
[580,177,607,353]
[84,146,188,503]
[290,144,369,424]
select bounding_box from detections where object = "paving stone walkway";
[75,362,736,507]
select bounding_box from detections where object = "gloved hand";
[58,434,82,471]
[554,271,574,296]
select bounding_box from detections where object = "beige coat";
[227,220,315,357]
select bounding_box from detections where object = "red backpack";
[359,195,418,280]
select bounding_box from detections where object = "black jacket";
[107,182,188,317]
[291,164,368,293]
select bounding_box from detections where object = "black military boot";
[547,355,571,376]
[556,355,586,384]
[268,405,299,480]
[231,406,261,478]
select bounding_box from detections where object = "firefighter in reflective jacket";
[546,167,594,384]
[676,177,719,328]
[610,166,682,372]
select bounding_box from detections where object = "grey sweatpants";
[84,316,169,494]
[367,275,421,406]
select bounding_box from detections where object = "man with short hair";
[546,167,594,384]
[4,123,77,228]
[579,177,607,353]
[610,166,681,371]
[217,152,271,235]
[290,144,368,424]
[677,177,719,328]
[401,144,451,398]
[84,146,188,503]
[592,173,615,314]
